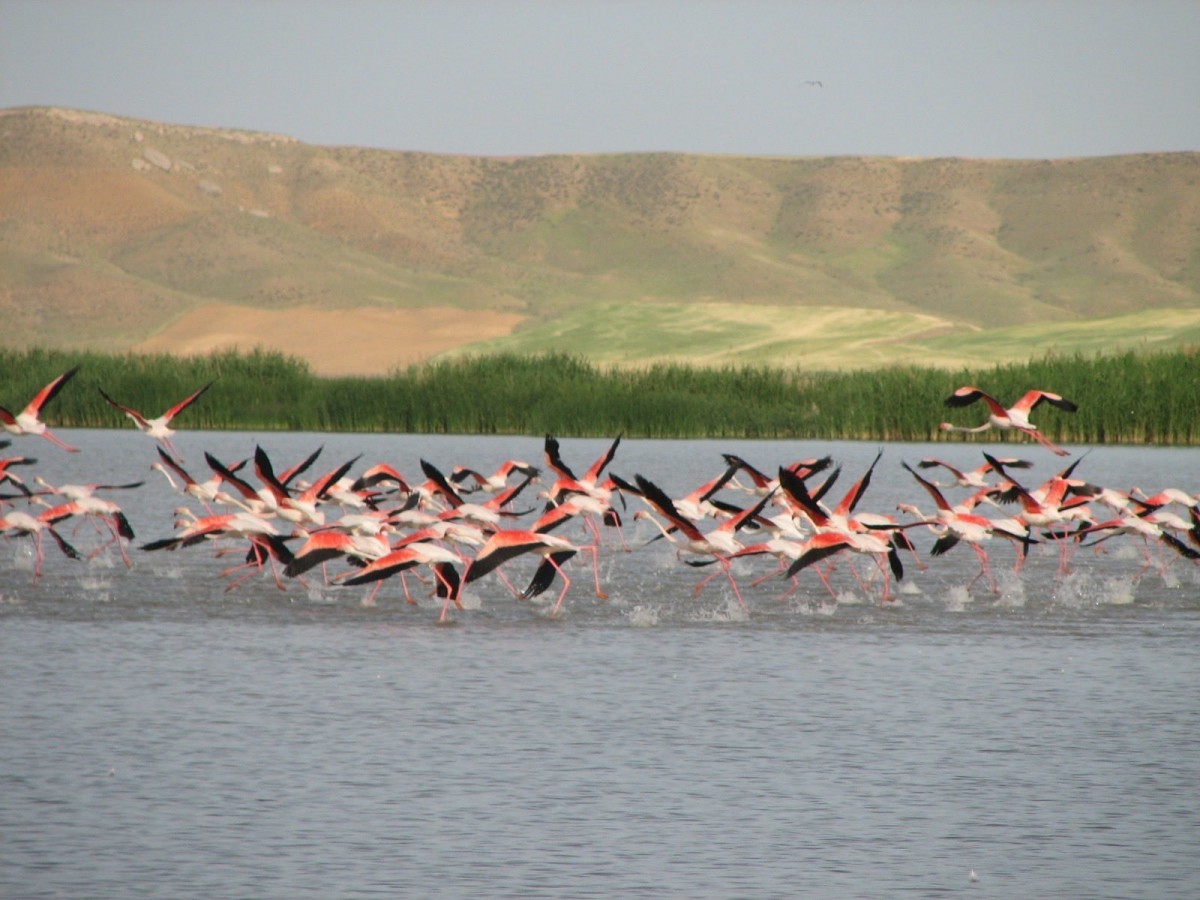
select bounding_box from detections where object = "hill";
[2,106,1198,375]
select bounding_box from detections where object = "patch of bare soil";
[132,304,526,376]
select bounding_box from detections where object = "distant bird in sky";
[803,80,823,87]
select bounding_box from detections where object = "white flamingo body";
[99,382,213,458]
[0,366,81,452]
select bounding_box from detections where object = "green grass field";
[439,303,1200,372]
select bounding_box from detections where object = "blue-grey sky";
[2,0,1198,159]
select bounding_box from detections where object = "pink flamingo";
[631,473,776,608]
[916,455,1032,489]
[460,528,582,620]
[0,366,81,452]
[901,461,1034,593]
[940,386,1078,456]
[337,542,463,607]
[98,381,213,459]
[450,459,540,494]
[0,507,81,579]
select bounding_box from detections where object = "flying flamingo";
[0,366,81,452]
[98,381,213,459]
[940,387,1078,456]
[721,453,833,498]
[916,455,1032,489]
[983,454,1096,573]
[1073,507,1200,575]
[0,451,38,496]
[540,435,630,551]
[518,498,612,599]
[141,509,294,591]
[450,459,540,494]
[283,527,392,581]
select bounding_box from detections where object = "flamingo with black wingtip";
[0,366,81,452]
[940,387,1078,456]
[98,381,214,459]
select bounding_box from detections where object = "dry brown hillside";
[2,106,1198,374]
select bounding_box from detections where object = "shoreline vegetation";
[3,346,1197,445]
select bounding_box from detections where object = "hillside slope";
[2,106,1198,374]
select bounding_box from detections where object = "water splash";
[995,570,1027,608]
[626,605,659,627]
[836,589,863,606]
[942,585,973,612]
[1054,570,1138,607]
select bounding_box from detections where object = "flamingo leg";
[549,557,573,616]
[1021,427,1070,457]
[40,429,81,454]
[968,543,998,594]
[585,544,607,599]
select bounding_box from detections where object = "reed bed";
[2,346,1197,444]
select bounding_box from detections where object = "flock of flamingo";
[4,367,1199,619]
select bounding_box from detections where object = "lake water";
[3,430,1199,897]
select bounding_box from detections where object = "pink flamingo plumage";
[0,366,81,453]
[940,387,1078,456]
[98,381,213,459]
[0,507,82,580]
[460,528,582,620]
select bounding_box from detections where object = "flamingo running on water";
[0,366,81,453]
[460,528,582,620]
[631,473,776,609]
[0,507,81,580]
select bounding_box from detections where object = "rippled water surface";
[4,431,1199,897]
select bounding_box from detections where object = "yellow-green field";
[440,304,1200,371]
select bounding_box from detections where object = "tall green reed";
[2,346,1196,444]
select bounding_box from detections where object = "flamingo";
[727,532,850,600]
[420,458,536,528]
[519,498,610,599]
[631,473,776,608]
[141,509,294,591]
[901,461,1034,593]
[251,445,360,526]
[283,528,391,581]
[1073,508,1200,575]
[721,453,833,498]
[336,542,463,608]
[775,455,910,603]
[460,529,582,620]
[983,454,1096,573]
[916,455,1032,489]
[0,366,81,452]
[97,381,213,458]
[0,451,38,496]
[151,446,245,511]
[0,507,81,579]
[34,495,137,566]
[450,459,540,494]
[940,387,1078,456]
[610,461,738,525]
[541,434,628,545]
[543,432,621,488]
